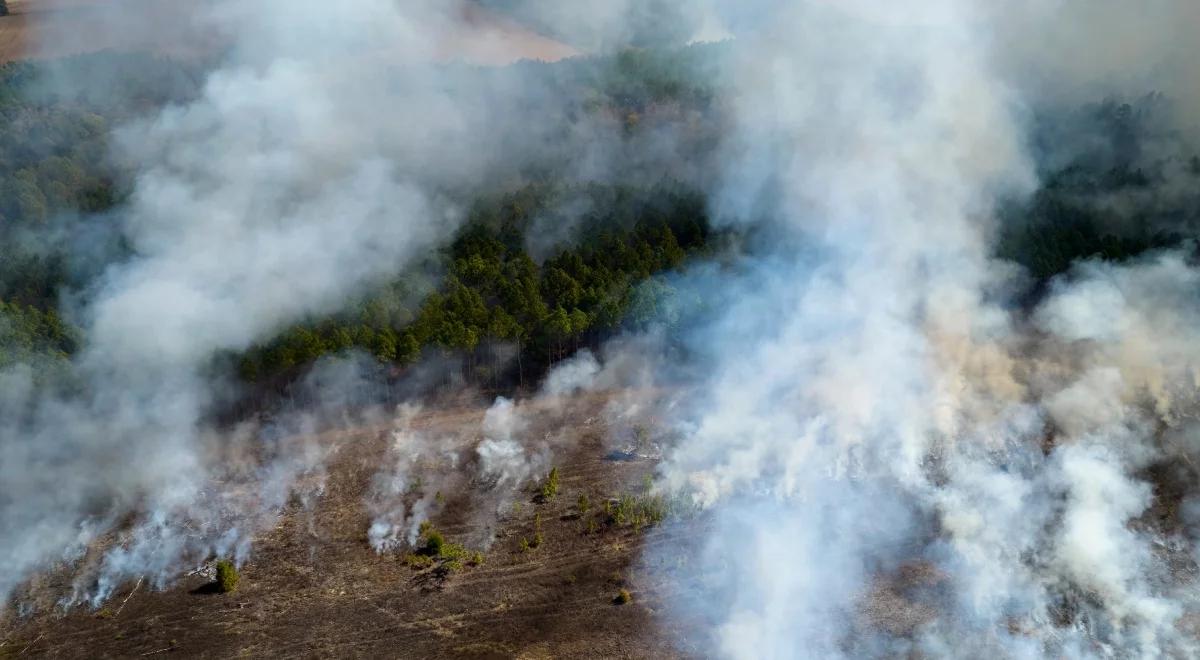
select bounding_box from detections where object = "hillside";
[0,389,706,658]
[0,1,207,64]
[5,3,1200,658]
[0,0,575,66]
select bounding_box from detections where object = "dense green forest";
[0,299,76,369]
[235,182,712,387]
[1,49,1198,393]
[0,47,725,390]
[0,53,203,359]
[997,96,1200,280]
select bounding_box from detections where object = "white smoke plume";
[476,396,544,490]
[540,348,601,396]
[366,402,463,553]
[366,353,604,552]
[1,0,711,610]
[364,341,667,552]
[6,1,1200,657]
[0,0,465,607]
[630,1,1200,658]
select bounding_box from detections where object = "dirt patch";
[0,1,575,67]
[0,1,214,65]
[0,389,699,658]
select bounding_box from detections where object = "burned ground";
[0,390,711,659]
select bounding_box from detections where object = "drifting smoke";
[476,396,544,489]
[627,1,1200,658]
[366,395,549,553]
[367,349,610,551]
[6,0,1200,657]
[367,402,461,553]
[365,339,669,553]
[0,0,712,609]
[0,0,461,607]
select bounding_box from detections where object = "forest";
[1,48,1197,394]
[235,181,714,387]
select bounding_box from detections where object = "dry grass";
[0,388,692,659]
[0,1,214,65]
[0,0,576,67]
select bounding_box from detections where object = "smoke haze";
[634,1,1200,657]
[4,1,1200,658]
[0,0,711,607]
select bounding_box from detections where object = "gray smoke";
[367,350,607,552]
[0,0,714,609]
[635,1,1200,658]
[7,1,1200,657]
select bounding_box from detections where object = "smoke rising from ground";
[0,0,712,609]
[0,0,462,606]
[626,1,1200,657]
[365,346,654,552]
[5,0,1200,657]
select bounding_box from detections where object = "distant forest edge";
[235,181,714,388]
[1,48,1198,388]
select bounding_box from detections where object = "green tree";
[215,560,240,593]
[540,467,560,500]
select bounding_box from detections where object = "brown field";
[0,389,711,659]
[0,1,575,66]
[0,387,1094,657]
[0,0,211,64]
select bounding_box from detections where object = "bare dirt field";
[0,1,575,66]
[0,388,1096,658]
[0,0,210,64]
[0,389,711,659]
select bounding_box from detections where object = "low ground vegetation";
[403,523,482,575]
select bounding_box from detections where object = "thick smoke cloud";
[6,0,1200,657]
[633,1,1200,657]
[0,0,460,607]
[0,0,712,609]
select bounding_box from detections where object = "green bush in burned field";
[215,560,240,593]
[539,467,560,501]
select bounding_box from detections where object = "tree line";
[236,182,713,388]
[2,51,1198,395]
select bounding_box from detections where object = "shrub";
[532,532,544,548]
[519,537,531,552]
[469,551,485,566]
[540,467,560,500]
[577,493,591,514]
[420,524,446,557]
[404,553,435,569]
[215,559,239,593]
[607,493,669,530]
[440,542,467,561]
[614,589,632,605]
